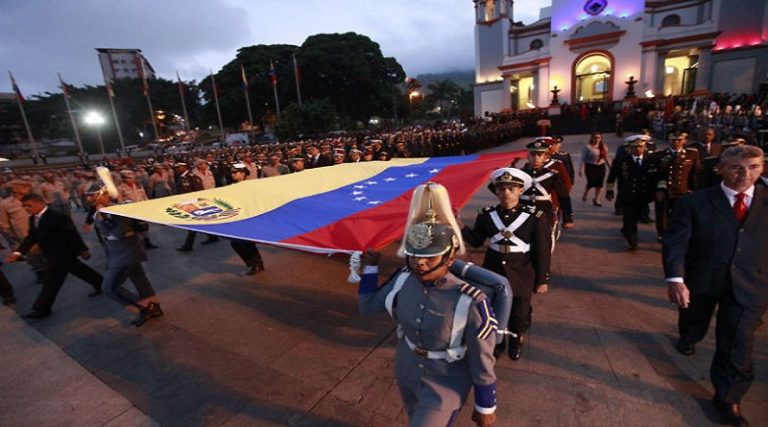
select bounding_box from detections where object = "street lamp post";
[84,111,106,157]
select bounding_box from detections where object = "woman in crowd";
[579,132,610,206]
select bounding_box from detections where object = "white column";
[536,63,551,107]
[640,48,659,96]
[502,77,512,110]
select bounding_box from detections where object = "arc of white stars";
[384,177,397,182]
[367,200,383,205]
[365,181,378,185]
[353,185,366,189]
[354,196,367,201]
[351,191,364,196]
[405,173,418,178]
[429,168,440,174]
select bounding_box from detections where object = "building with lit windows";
[473,0,768,116]
[96,48,155,83]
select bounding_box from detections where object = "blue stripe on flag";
[180,155,478,241]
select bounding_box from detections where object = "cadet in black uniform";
[606,136,658,249]
[461,168,552,360]
[520,138,569,247]
[228,163,265,275]
[173,162,206,252]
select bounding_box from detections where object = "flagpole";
[136,56,159,143]
[176,71,191,132]
[210,70,226,141]
[270,59,281,116]
[292,54,302,106]
[241,65,254,126]
[58,73,84,155]
[8,71,38,160]
[98,60,126,151]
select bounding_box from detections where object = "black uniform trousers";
[678,281,766,403]
[509,294,533,335]
[230,239,263,267]
[620,197,646,244]
[33,258,103,313]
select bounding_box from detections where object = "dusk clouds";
[1,0,548,96]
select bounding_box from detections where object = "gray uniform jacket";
[359,268,497,425]
[94,213,147,269]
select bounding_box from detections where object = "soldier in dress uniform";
[87,182,163,327]
[359,182,500,427]
[520,138,569,245]
[461,168,551,360]
[651,132,701,241]
[688,127,722,189]
[227,163,265,275]
[544,136,575,229]
[606,135,658,249]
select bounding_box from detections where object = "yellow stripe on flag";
[102,158,428,225]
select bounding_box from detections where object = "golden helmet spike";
[397,181,465,258]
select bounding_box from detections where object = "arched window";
[573,52,613,102]
[530,39,544,50]
[661,14,681,27]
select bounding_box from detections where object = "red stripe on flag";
[280,151,526,251]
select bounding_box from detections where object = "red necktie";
[733,193,748,223]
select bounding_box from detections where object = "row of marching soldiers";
[605,128,763,249]
[353,138,575,426]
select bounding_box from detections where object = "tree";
[298,33,404,123]
[426,79,460,118]
[276,99,338,138]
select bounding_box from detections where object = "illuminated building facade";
[473,0,768,116]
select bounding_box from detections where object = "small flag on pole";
[240,65,249,92]
[292,54,301,83]
[176,71,185,92]
[269,59,277,85]
[9,71,25,103]
[105,82,115,98]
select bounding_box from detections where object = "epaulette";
[479,206,494,214]
[521,204,536,214]
[459,283,487,302]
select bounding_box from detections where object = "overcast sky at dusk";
[2,0,550,97]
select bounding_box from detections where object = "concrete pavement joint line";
[99,404,148,427]
[593,326,620,383]
[294,326,399,424]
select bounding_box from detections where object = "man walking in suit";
[663,144,767,426]
[5,194,103,319]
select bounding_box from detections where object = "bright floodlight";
[84,111,106,126]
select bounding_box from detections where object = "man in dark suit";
[6,194,103,319]
[663,144,767,426]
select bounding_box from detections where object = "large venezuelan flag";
[103,152,525,255]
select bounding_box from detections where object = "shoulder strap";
[384,272,410,317]
[449,294,473,348]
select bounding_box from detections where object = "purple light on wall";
[551,0,643,30]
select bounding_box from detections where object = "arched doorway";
[572,52,613,103]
